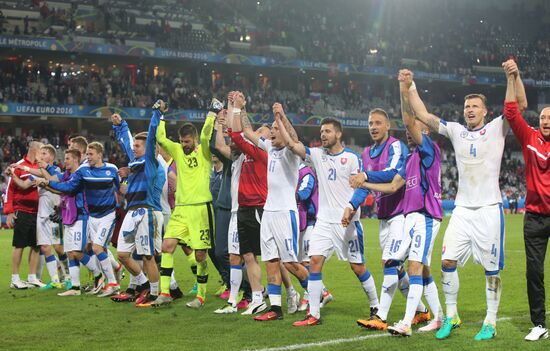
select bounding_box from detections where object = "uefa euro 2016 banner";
[2,35,550,88]
[0,102,376,129]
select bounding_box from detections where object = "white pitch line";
[246,314,545,351]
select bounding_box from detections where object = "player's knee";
[441,259,457,270]
[407,261,423,276]
[422,265,432,278]
[117,252,130,262]
[350,263,365,276]
[161,240,177,253]
[195,249,207,262]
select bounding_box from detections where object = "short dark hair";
[65,149,81,160]
[320,117,342,133]
[369,108,389,120]
[178,123,198,138]
[464,94,487,108]
[134,132,148,142]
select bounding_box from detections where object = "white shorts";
[260,210,299,263]
[379,214,405,261]
[228,212,240,255]
[37,216,61,246]
[63,218,88,252]
[388,212,441,266]
[442,204,505,272]
[309,219,365,264]
[88,211,116,248]
[299,225,314,263]
[118,208,163,256]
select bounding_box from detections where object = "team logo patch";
[480,129,486,135]
[340,157,348,165]
[106,170,111,176]
[460,131,468,138]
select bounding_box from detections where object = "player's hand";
[502,59,519,78]
[37,160,48,169]
[111,113,122,126]
[5,167,14,176]
[234,92,246,109]
[341,207,356,227]
[153,99,168,113]
[272,102,285,118]
[398,69,414,89]
[34,179,48,188]
[227,91,236,104]
[349,173,367,189]
[6,212,16,228]
[118,167,130,178]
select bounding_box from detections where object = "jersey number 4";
[469,144,477,157]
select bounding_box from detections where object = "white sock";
[229,265,242,306]
[107,250,120,271]
[308,272,323,319]
[28,274,37,282]
[170,270,178,290]
[137,272,148,286]
[150,281,159,296]
[12,274,21,283]
[69,259,81,287]
[441,267,459,318]
[286,286,297,297]
[81,254,100,276]
[268,284,282,307]
[45,255,60,283]
[97,252,117,284]
[252,291,263,304]
[129,274,138,289]
[403,275,424,326]
[399,269,426,311]
[485,273,501,325]
[423,276,443,321]
[359,270,379,309]
[378,267,399,320]
[36,253,45,280]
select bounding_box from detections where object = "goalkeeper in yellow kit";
[151,99,222,308]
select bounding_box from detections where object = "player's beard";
[322,137,336,149]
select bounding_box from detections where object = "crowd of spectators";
[0,1,549,80]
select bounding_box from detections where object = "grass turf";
[1,214,548,350]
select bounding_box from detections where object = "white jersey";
[32,168,61,218]
[230,154,245,213]
[439,116,507,207]
[259,138,300,212]
[157,155,171,217]
[305,146,362,223]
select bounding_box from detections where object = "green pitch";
[1,215,548,350]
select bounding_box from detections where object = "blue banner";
[0,102,374,129]
[2,35,549,87]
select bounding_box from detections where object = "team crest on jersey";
[321,155,327,162]
[460,131,478,140]
[106,170,111,176]
[340,157,348,165]
[480,129,486,135]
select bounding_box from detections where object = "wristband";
[233,108,241,114]
[409,81,417,92]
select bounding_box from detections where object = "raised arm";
[502,61,531,144]
[399,69,423,145]
[155,105,180,159]
[145,101,166,179]
[112,114,134,162]
[211,110,232,160]
[276,112,306,159]
[48,168,83,194]
[233,92,260,146]
[273,103,298,143]
[403,70,441,132]
[200,98,221,160]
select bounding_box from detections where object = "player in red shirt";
[503,60,550,341]
[4,141,44,289]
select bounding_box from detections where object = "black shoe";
[170,287,184,300]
